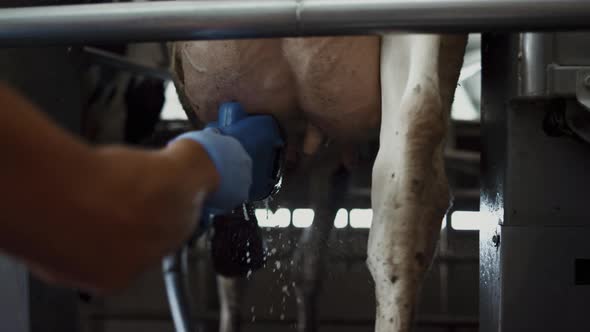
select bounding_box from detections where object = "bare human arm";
[0,83,220,292]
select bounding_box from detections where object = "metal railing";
[1,0,590,45]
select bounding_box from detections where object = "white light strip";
[450,210,482,231]
[334,208,348,228]
[292,209,315,228]
[253,208,455,230]
[349,209,373,228]
[255,208,291,228]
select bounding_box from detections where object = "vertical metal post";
[479,32,518,332]
[0,257,29,332]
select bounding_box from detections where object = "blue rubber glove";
[173,128,253,212]
[206,102,284,202]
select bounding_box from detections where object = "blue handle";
[219,102,247,127]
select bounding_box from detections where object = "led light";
[450,210,482,231]
[349,209,373,228]
[334,209,348,228]
[255,208,291,228]
[292,209,315,228]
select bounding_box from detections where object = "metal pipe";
[2,0,590,45]
[83,47,172,80]
[162,250,197,332]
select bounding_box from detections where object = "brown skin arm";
[0,83,219,293]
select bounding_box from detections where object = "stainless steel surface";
[163,250,196,332]
[3,0,590,45]
[480,33,512,332]
[565,100,590,142]
[554,32,590,65]
[0,256,29,332]
[547,65,580,96]
[519,32,590,99]
[0,0,295,45]
[500,226,590,331]
[506,102,590,226]
[481,33,590,332]
[575,69,590,110]
[520,33,553,97]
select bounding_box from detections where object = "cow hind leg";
[368,34,466,332]
[292,164,349,332]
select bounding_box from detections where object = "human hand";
[172,128,252,212]
[208,102,284,202]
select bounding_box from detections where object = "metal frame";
[3,0,590,45]
[480,32,590,332]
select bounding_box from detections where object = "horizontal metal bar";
[2,0,590,46]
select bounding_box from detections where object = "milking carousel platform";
[0,1,590,332]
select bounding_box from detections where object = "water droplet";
[281,285,290,296]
